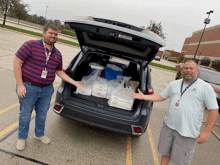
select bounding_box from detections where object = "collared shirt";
[15,39,62,85]
[160,78,219,138]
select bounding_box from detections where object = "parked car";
[199,68,220,112]
[154,56,161,61]
[53,16,166,136]
[175,66,220,112]
[175,63,183,69]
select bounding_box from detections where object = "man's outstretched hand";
[132,89,145,100]
[74,81,85,89]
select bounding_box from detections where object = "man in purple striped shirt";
[13,23,84,151]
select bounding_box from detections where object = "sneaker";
[16,140,26,151]
[34,135,50,144]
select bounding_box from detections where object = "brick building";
[161,50,184,63]
[156,50,163,58]
[182,24,220,67]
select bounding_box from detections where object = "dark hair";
[43,23,58,32]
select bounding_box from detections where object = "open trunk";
[65,50,143,114]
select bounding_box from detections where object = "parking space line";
[0,111,35,138]
[0,97,56,139]
[0,103,19,115]
[0,84,59,116]
[147,125,159,165]
[126,135,132,165]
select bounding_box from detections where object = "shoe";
[16,140,26,151]
[34,135,50,144]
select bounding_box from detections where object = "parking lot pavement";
[0,27,220,165]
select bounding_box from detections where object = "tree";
[141,20,167,40]
[8,0,29,24]
[0,0,13,25]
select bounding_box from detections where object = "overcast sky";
[23,0,219,52]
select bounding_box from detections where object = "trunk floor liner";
[70,93,134,114]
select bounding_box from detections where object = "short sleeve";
[15,41,32,62]
[160,83,172,99]
[204,84,219,110]
[56,55,63,71]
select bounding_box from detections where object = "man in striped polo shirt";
[13,23,84,151]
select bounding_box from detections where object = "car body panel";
[54,89,153,135]
[65,16,166,61]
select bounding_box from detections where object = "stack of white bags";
[92,77,108,98]
[106,80,121,99]
[108,87,134,111]
[76,69,135,111]
[75,75,94,96]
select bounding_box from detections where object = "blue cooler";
[103,62,124,80]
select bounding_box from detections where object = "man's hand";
[17,85,26,98]
[73,81,85,89]
[132,89,145,100]
[197,132,210,144]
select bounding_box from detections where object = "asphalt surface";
[0,26,220,165]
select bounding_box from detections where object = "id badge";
[174,101,179,108]
[41,70,48,79]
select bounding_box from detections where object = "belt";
[23,80,51,87]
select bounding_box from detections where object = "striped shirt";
[15,39,62,85]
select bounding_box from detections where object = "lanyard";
[178,78,197,102]
[44,44,53,70]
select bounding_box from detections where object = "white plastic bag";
[92,77,108,98]
[106,80,121,99]
[108,88,134,110]
[75,70,101,96]
[106,63,123,71]
[108,76,134,110]
[89,62,104,70]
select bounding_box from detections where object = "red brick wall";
[164,50,184,57]
[184,43,220,57]
[191,25,220,43]
[182,25,220,58]
[156,50,163,58]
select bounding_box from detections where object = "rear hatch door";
[65,16,166,62]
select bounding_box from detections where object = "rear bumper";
[53,100,153,136]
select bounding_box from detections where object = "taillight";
[147,88,154,95]
[134,126,142,133]
[54,105,62,111]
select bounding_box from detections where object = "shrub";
[201,57,211,64]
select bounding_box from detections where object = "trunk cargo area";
[67,51,142,113]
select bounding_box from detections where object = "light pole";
[45,6,48,19]
[194,10,214,59]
